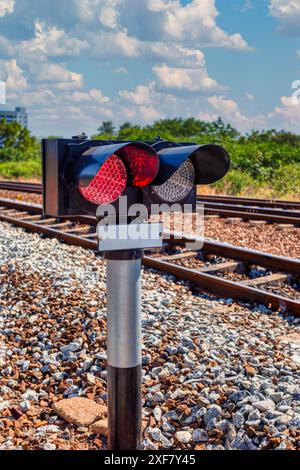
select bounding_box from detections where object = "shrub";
[0,160,41,179]
[214,170,258,196]
[271,164,300,196]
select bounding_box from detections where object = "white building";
[0,107,28,128]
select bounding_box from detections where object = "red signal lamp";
[79,154,127,205]
[120,145,159,187]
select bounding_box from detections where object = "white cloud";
[118,104,163,123]
[30,63,83,90]
[73,0,250,50]
[99,0,124,28]
[147,43,206,68]
[208,95,239,112]
[0,0,15,17]
[153,64,224,92]
[68,89,110,104]
[9,86,109,109]
[207,94,266,131]
[114,29,140,57]
[73,0,124,25]
[239,0,253,13]
[104,0,250,50]
[7,89,56,107]
[139,105,162,121]
[269,1,300,33]
[269,95,300,130]
[197,111,218,122]
[114,66,128,74]
[19,20,89,59]
[245,92,255,101]
[87,29,140,59]
[118,81,179,124]
[88,35,208,68]
[119,83,152,105]
[119,81,176,108]
[269,1,300,19]
[1,1,251,56]
[0,59,27,91]
[0,34,14,57]
[160,0,249,49]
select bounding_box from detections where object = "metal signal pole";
[105,249,143,450]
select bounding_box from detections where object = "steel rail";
[0,181,42,194]
[198,194,300,210]
[199,201,300,219]
[203,207,300,225]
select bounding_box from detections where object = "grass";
[0,160,41,180]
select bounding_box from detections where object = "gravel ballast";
[0,221,299,450]
[204,218,300,259]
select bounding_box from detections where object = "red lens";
[120,145,159,187]
[79,154,127,205]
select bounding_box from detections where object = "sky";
[0,0,299,137]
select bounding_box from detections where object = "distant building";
[0,107,28,128]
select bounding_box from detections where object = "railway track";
[0,198,299,316]
[201,202,300,226]
[0,181,42,194]
[1,180,300,226]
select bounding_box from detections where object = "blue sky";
[0,0,299,136]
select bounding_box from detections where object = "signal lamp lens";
[120,145,159,187]
[146,159,195,203]
[79,154,127,205]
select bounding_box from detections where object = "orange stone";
[52,398,106,427]
[90,418,108,437]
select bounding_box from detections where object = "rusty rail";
[0,181,42,194]
[143,257,300,316]
[198,194,300,210]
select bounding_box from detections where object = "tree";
[0,119,40,161]
[119,122,132,131]
[97,121,115,135]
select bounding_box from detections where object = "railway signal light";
[42,137,159,217]
[42,133,230,451]
[42,136,230,218]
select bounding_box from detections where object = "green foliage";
[97,121,116,136]
[214,170,258,196]
[0,119,40,178]
[0,119,40,162]
[272,164,300,196]
[224,140,300,182]
[0,160,41,178]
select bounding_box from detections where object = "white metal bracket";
[97,222,163,252]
